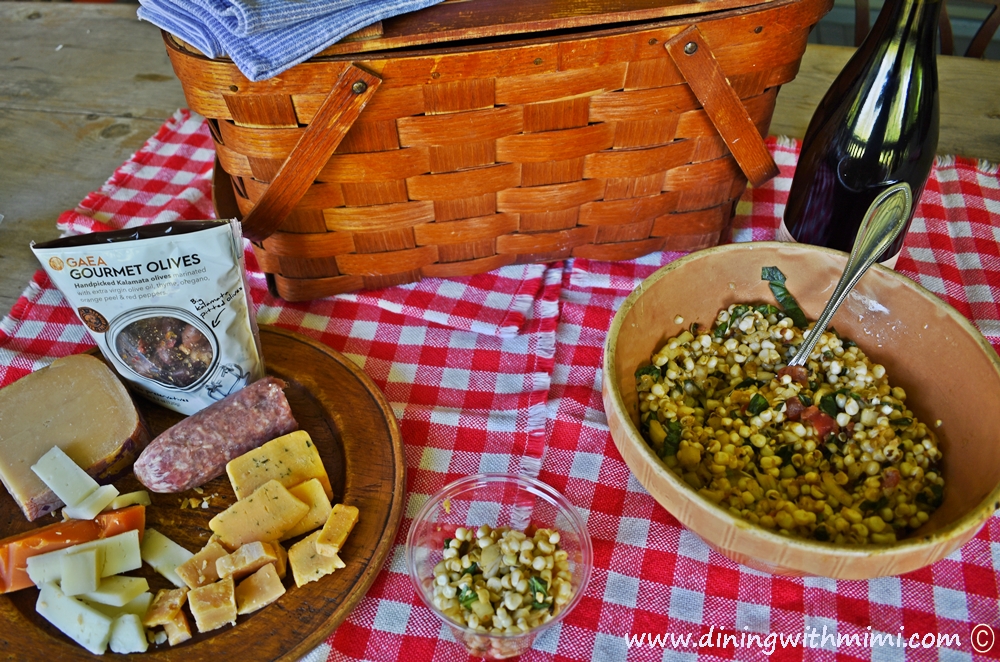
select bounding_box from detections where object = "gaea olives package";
[32,220,265,415]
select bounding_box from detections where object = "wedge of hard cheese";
[0,354,149,521]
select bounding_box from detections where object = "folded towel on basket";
[138,0,445,82]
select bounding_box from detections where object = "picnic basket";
[164,0,832,301]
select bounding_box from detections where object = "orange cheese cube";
[235,564,285,615]
[188,577,237,634]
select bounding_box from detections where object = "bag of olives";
[32,219,265,415]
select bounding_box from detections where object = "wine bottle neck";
[865,0,942,49]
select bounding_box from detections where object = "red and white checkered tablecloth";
[2,110,999,661]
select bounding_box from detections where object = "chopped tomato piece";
[784,396,805,421]
[778,365,810,385]
[801,406,839,440]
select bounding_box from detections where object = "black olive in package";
[31,220,265,415]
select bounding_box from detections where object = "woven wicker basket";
[165,0,831,301]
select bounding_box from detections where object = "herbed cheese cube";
[226,430,332,500]
[63,484,119,520]
[140,528,194,588]
[110,613,149,654]
[143,587,188,627]
[281,479,333,540]
[30,446,99,510]
[176,539,230,589]
[216,541,278,581]
[288,531,345,588]
[208,480,309,549]
[59,546,102,596]
[82,575,149,607]
[36,581,113,655]
[26,529,141,585]
[316,504,359,557]
[188,577,237,633]
[235,563,285,615]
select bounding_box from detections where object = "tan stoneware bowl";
[602,241,1000,579]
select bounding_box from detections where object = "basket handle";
[665,26,779,189]
[238,63,382,242]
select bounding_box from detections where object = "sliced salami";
[134,377,298,492]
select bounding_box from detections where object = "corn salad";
[636,303,945,544]
[431,525,573,636]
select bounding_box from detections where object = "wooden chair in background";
[853,0,1000,57]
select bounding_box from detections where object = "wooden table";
[2,3,999,317]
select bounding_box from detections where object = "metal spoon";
[787,181,913,367]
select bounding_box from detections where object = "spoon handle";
[787,182,913,367]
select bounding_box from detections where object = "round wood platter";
[0,325,406,660]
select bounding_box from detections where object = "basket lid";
[322,0,772,55]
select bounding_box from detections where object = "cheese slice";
[30,445,99,509]
[59,546,102,596]
[36,581,113,655]
[63,484,120,521]
[84,591,153,620]
[209,480,309,548]
[82,576,150,607]
[281,479,333,540]
[0,353,148,521]
[226,430,332,500]
[26,529,142,585]
[316,503,359,557]
[108,490,151,511]
[0,505,145,594]
[288,531,346,588]
[140,528,193,589]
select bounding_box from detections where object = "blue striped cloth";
[138,0,444,82]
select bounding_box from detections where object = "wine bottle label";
[775,220,797,243]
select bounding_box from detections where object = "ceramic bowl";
[602,241,1000,579]
[405,474,592,659]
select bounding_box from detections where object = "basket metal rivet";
[684,42,698,55]
[534,58,544,65]
[755,25,764,33]
[648,38,658,45]
[229,85,239,92]
[352,81,368,94]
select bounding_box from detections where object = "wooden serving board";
[0,326,406,661]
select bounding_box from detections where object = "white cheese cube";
[140,528,194,589]
[26,530,142,585]
[36,581,113,655]
[82,575,150,607]
[108,490,151,511]
[63,484,120,520]
[59,546,103,596]
[109,613,149,654]
[30,446,98,508]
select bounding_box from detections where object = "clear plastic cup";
[406,473,593,659]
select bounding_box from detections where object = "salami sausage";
[134,377,298,492]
